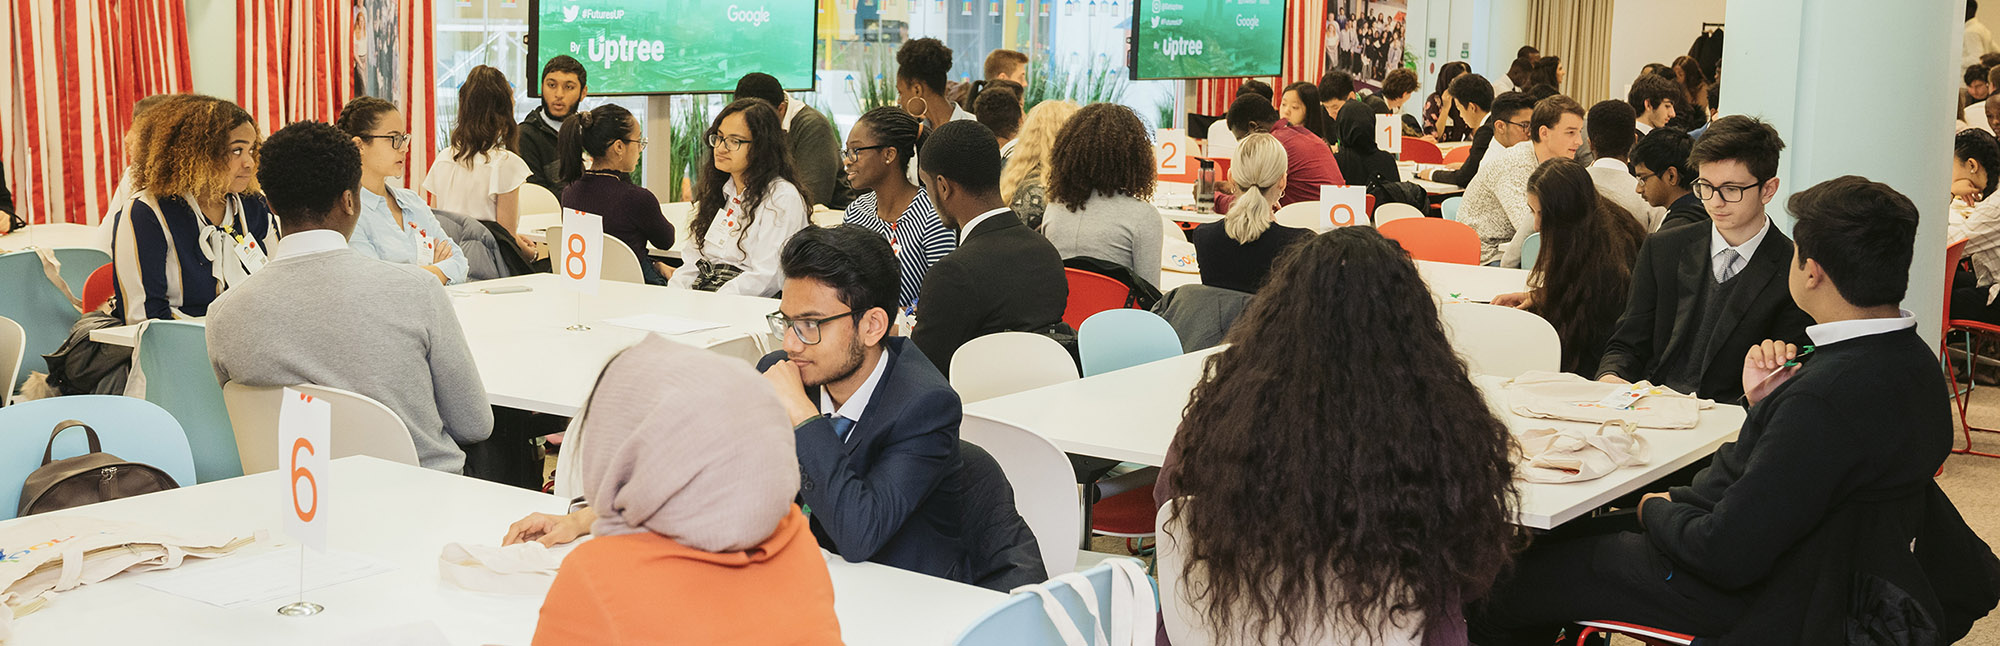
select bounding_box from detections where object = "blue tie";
[830,416,855,442]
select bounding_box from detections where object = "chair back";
[1371,202,1426,226]
[1273,200,1324,231]
[959,414,1084,575]
[952,332,1080,402]
[702,333,769,364]
[1078,309,1181,376]
[953,560,1154,646]
[1520,232,1543,271]
[1400,137,1445,163]
[1443,144,1472,165]
[1439,302,1560,377]
[1378,217,1481,265]
[80,263,116,313]
[544,225,645,284]
[1063,268,1130,330]
[0,250,85,392]
[221,383,420,474]
[53,248,110,302]
[1439,195,1464,221]
[134,320,241,483]
[0,316,21,406]
[519,182,561,217]
[0,395,196,521]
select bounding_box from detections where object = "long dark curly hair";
[128,94,259,200]
[1167,227,1520,645]
[692,98,807,255]
[1527,158,1645,375]
[1046,103,1155,210]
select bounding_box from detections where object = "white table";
[0,223,99,253]
[1159,258,1527,302]
[0,456,1006,645]
[963,348,1745,529]
[519,205,846,261]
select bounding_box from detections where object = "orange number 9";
[1330,204,1357,227]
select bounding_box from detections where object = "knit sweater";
[1042,193,1164,289]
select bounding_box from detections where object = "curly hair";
[999,100,1079,203]
[896,37,953,95]
[1527,158,1645,374]
[128,94,261,200]
[257,121,361,227]
[1167,227,1519,646]
[692,98,807,255]
[450,65,519,163]
[1046,103,1155,210]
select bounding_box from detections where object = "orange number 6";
[564,233,589,279]
[1330,204,1357,226]
[290,438,318,522]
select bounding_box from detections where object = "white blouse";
[666,178,810,297]
[423,147,530,225]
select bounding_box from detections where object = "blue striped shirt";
[111,192,281,324]
[843,188,956,308]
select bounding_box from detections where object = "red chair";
[1400,137,1444,164]
[1377,217,1481,265]
[1366,194,1377,217]
[1572,620,1696,645]
[1943,239,2000,458]
[1089,482,1157,553]
[1443,144,1473,165]
[80,263,115,312]
[1062,268,1128,330]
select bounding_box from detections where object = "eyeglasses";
[358,132,410,150]
[707,133,753,152]
[621,137,649,147]
[1691,179,1761,203]
[1634,169,1659,183]
[841,144,890,162]
[1494,119,1529,131]
[767,310,860,345]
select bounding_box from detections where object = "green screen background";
[1132,0,1285,80]
[535,0,817,94]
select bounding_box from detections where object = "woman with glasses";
[424,66,532,248]
[336,97,467,285]
[841,106,955,308]
[556,104,676,285]
[669,98,811,296]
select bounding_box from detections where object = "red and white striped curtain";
[238,0,355,138]
[397,0,437,193]
[1191,0,1327,116]
[3,0,192,226]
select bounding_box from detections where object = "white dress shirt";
[1709,216,1772,283]
[665,177,810,297]
[961,207,1013,237]
[1635,119,1653,135]
[1806,310,1917,347]
[271,229,352,261]
[818,349,891,434]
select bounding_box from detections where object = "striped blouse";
[112,192,281,324]
[843,188,956,308]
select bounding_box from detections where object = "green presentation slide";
[534,0,816,94]
[1132,0,1286,80]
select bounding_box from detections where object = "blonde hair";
[1000,100,1080,202]
[129,94,261,200]
[1224,133,1287,243]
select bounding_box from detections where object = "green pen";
[1759,344,1816,382]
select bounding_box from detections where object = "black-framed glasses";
[1634,169,1659,183]
[707,133,753,152]
[621,137,649,147]
[1494,119,1529,132]
[767,310,860,345]
[1691,179,1760,203]
[841,144,890,162]
[358,132,410,150]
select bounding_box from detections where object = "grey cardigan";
[1041,193,1163,289]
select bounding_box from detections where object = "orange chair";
[1378,218,1481,265]
[1943,239,2000,458]
[1400,137,1444,164]
[1062,268,1129,330]
[80,263,115,313]
[1443,144,1472,165]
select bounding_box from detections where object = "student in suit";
[1581,100,1668,231]
[1425,84,1528,189]
[1596,116,1813,402]
[736,73,842,209]
[1473,175,1947,644]
[910,120,1070,377]
[1630,127,1708,232]
[1628,73,1685,137]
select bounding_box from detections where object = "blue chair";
[135,320,241,483]
[1440,195,1464,221]
[954,560,1157,646]
[53,248,110,304]
[0,250,86,393]
[1521,232,1543,270]
[1078,309,1181,377]
[0,395,195,520]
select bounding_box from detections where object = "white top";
[271,228,349,260]
[422,147,531,224]
[1709,216,1772,283]
[1952,195,2000,303]
[1589,157,1628,173]
[819,349,891,425]
[1634,120,1653,135]
[1584,159,1667,232]
[1205,119,1237,160]
[666,178,810,296]
[1458,139,1540,267]
[1806,310,1917,347]
[961,206,1013,236]
[1970,18,1998,68]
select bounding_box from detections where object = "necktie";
[1716,248,1742,283]
[830,416,855,442]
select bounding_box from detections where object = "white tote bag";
[1010,558,1156,646]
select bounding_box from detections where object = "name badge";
[236,236,269,274]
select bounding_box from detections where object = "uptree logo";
[586,35,669,69]
[1161,36,1203,59]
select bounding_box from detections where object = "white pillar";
[1471,0,1530,82]
[185,0,237,100]
[1719,0,1955,349]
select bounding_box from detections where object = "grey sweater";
[1040,193,1163,289]
[206,248,494,473]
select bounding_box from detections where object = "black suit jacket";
[758,337,970,582]
[1657,191,1710,232]
[1595,220,1812,402]
[1429,123,1493,187]
[911,211,1070,377]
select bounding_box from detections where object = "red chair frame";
[1062,268,1129,331]
[1943,239,2000,458]
[1399,137,1445,164]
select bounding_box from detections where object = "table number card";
[559,209,604,295]
[279,388,331,553]
[1376,114,1401,155]
[1320,185,1369,230]
[1154,128,1197,183]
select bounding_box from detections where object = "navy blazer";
[757,336,971,582]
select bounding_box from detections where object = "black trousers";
[1467,512,1748,645]
[461,406,564,490]
[1951,270,2000,326]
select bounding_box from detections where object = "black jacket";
[956,441,1049,591]
[1658,191,1709,232]
[1429,123,1493,187]
[1595,221,1812,402]
[787,105,844,209]
[518,106,565,197]
[911,211,1070,376]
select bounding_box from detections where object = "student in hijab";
[1331,102,1400,187]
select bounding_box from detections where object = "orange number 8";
[290,437,318,522]
[564,234,588,279]
[1330,204,1357,227]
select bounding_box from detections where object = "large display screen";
[1131,0,1287,80]
[531,0,817,95]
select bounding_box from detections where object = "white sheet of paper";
[559,209,604,295]
[135,546,394,609]
[278,388,331,553]
[1377,114,1401,154]
[602,313,730,336]
[1319,185,1369,230]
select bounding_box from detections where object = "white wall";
[186,0,236,100]
[1605,0,1725,103]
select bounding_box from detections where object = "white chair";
[0,316,21,406]
[220,383,420,474]
[1439,301,1560,377]
[960,413,1083,576]
[519,182,560,217]
[1273,200,1325,232]
[949,332,1080,403]
[1371,202,1426,226]
[702,332,769,364]
[543,225,646,284]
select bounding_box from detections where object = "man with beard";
[519,55,587,196]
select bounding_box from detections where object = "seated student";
[1984,90,2000,136]
[1190,133,1312,294]
[897,38,973,132]
[1205,80,1272,160]
[1493,158,1645,375]
[911,120,1069,376]
[1970,64,1994,114]
[1951,128,2000,325]
[1459,95,1585,267]
[1425,62,1474,142]
[1280,81,1337,143]
[518,55,587,197]
[1629,73,1685,137]
[1473,176,1946,644]
[97,94,177,251]
[530,335,842,646]
[1581,99,1668,231]
[1377,67,1427,137]
[984,48,1028,85]
[207,121,492,473]
[1216,94,1343,211]
[972,83,1024,158]
[735,73,841,209]
[554,104,676,285]
[1423,81,1522,188]
[1156,227,1518,645]
[336,96,468,285]
[843,106,956,307]
[1316,69,1370,118]
[1041,103,1163,289]
[424,66,532,250]
[1330,101,1399,187]
[999,100,1080,230]
[668,98,811,296]
[1596,116,1813,402]
[1630,127,1706,231]
[113,94,281,325]
[1665,58,1711,132]
[1525,56,1564,99]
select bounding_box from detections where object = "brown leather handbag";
[18,420,179,517]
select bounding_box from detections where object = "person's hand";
[1638,491,1672,524]
[761,360,821,425]
[502,510,593,546]
[432,241,455,264]
[515,233,540,257]
[1598,374,1631,385]
[1954,177,1984,204]
[1216,182,1240,196]
[0,211,13,235]
[1444,161,1463,171]
[1742,339,1800,405]
[1490,291,1532,309]
[654,261,674,280]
